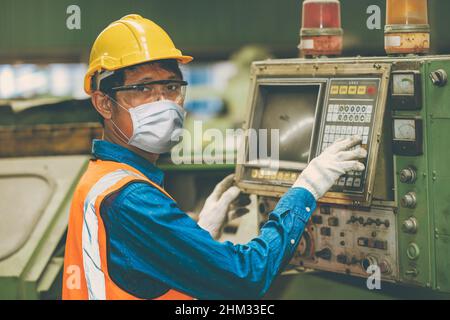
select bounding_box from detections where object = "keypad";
[322,123,370,152]
[315,79,381,194]
[319,103,374,192]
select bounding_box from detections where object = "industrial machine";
[0,99,98,299]
[236,0,450,294]
[0,155,89,299]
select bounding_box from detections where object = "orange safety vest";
[62,159,193,300]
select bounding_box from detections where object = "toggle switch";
[430,69,448,87]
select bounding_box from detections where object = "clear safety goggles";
[108,79,188,105]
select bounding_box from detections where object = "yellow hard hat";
[84,14,193,94]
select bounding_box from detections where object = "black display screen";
[252,84,321,166]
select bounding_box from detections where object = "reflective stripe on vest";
[83,169,141,299]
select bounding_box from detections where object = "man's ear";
[91,91,113,120]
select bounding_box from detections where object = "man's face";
[110,63,181,140]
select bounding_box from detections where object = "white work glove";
[294,135,367,200]
[198,174,250,240]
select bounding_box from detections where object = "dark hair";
[97,59,183,99]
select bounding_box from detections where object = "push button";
[328,217,339,227]
[320,206,331,215]
[337,254,348,264]
[346,177,354,187]
[312,215,323,224]
[357,237,369,247]
[320,227,331,236]
[374,240,388,250]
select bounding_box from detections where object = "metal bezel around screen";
[242,77,328,183]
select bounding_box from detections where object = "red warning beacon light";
[299,0,343,57]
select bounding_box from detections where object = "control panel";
[236,57,450,293]
[315,78,381,194]
[257,197,398,281]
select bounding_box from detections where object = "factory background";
[1,0,450,300]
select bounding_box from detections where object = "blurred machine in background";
[0,99,99,299]
[0,156,88,299]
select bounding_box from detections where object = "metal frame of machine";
[236,60,391,207]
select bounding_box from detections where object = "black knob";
[337,254,348,264]
[258,203,266,214]
[315,248,332,260]
[347,216,357,224]
[361,256,378,271]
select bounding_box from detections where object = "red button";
[367,86,377,95]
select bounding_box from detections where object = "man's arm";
[101,182,315,300]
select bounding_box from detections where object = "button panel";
[290,205,398,281]
[317,78,381,194]
[257,198,398,282]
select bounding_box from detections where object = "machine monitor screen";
[249,84,321,169]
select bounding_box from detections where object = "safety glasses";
[108,79,188,104]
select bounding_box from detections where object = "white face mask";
[110,98,186,154]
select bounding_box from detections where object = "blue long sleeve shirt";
[92,140,316,300]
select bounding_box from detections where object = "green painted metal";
[392,58,450,293]
[425,59,450,293]
[0,155,89,299]
[393,81,431,290]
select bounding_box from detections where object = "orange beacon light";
[385,0,430,55]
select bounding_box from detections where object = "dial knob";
[402,217,418,234]
[297,232,313,257]
[379,260,392,274]
[361,255,378,271]
[315,248,332,260]
[400,167,417,184]
[401,192,417,208]
[430,69,448,87]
